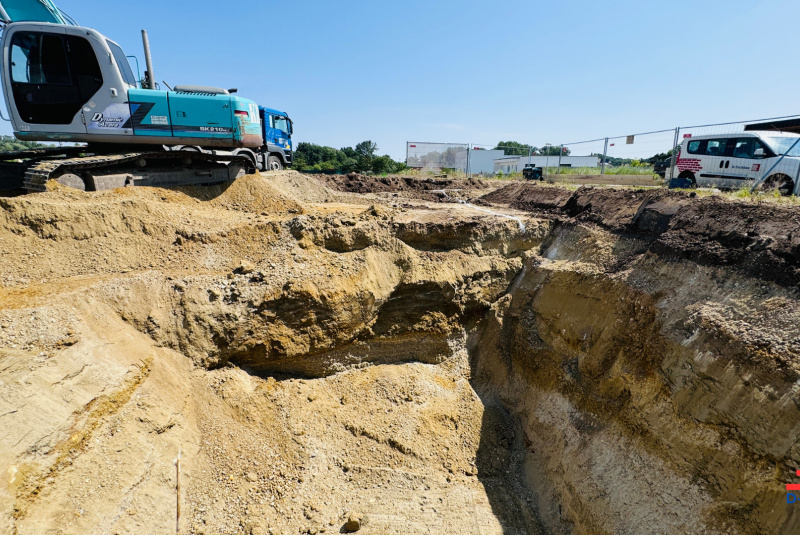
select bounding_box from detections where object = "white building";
[465,149,505,175]
[494,155,599,174]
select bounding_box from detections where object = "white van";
[672,131,800,196]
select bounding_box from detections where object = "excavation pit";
[1,172,798,534]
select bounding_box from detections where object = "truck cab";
[258,107,293,170]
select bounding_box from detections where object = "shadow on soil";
[0,188,26,198]
[472,391,548,535]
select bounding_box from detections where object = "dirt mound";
[319,173,492,201]
[479,182,573,212]
[176,173,304,214]
[264,170,369,204]
[483,183,800,286]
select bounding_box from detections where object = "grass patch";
[552,166,658,176]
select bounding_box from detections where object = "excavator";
[0,0,292,192]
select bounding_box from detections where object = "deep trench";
[119,204,800,534]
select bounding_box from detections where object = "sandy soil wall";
[0,174,798,534]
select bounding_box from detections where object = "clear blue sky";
[3,0,800,160]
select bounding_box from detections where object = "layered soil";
[318,173,491,202]
[1,174,798,534]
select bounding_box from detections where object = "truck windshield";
[762,135,800,157]
[273,116,290,135]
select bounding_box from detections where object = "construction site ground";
[1,172,799,535]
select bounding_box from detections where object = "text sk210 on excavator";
[0,0,293,192]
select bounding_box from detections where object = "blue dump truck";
[0,0,293,191]
[259,107,293,171]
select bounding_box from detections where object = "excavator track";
[1,148,252,193]
[23,152,143,192]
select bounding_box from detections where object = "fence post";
[601,138,609,175]
[668,127,680,185]
[545,144,551,177]
[465,144,470,177]
[557,145,563,174]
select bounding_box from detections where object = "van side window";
[705,139,728,156]
[687,140,705,154]
[732,138,755,159]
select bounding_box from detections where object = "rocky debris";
[235,260,256,275]
[344,511,362,531]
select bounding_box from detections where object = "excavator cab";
[0,12,143,143]
[9,30,109,125]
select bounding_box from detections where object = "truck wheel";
[267,155,283,171]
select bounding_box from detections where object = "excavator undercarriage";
[0,146,252,192]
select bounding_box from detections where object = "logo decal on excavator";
[88,103,131,130]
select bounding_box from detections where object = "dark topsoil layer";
[483,183,800,287]
[317,173,492,202]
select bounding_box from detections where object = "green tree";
[341,157,359,173]
[356,155,372,173]
[293,153,308,169]
[493,141,571,157]
[0,136,44,152]
[541,145,570,156]
[371,155,395,174]
[494,141,531,156]
[645,148,677,164]
[293,141,405,174]
[355,141,378,158]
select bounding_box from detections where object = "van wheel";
[669,171,696,189]
[758,174,794,196]
[267,155,283,171]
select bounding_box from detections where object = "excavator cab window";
[9,32,103,125]
[106,40,137,86]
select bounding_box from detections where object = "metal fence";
[406,142,468,172]
[411,113,800,185]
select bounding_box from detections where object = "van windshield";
[761,135,800,157]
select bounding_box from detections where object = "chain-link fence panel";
[411,113,800,194]
[406,142,468,172]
